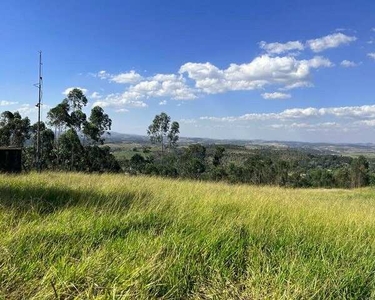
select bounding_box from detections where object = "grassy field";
[1,173,375,299]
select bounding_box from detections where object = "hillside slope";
[1,173,375,299]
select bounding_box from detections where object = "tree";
[147,112,180,154]
[66,88,88,110]
[213,146,225,167]
[180,144,207,178]
[147,112,170,154]
[0,111,30,147]
[71,110,87,132]
[58,129,84,171]
[130,153,146,173]
[350,156,369,188]
[83,106,112,144]
[47,100,71,137]
[168,121,180,150]
[84,145,121,173]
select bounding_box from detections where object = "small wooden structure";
[0,148,22,173]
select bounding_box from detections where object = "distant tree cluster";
[124,142,372,189]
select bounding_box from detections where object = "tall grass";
[1,173,375,299]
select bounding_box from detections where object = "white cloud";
[180,118,197,124]
[15,103,50,117]
[180,55,332,94]
[92,73,196,109]
[92,93,148,109]
[259,40,304,55]
[97,70,109,79]
[16,104,37,115]
[95,70,144,84]
[261,92,291,99]
[340,60,360,67]
[159,100,167,105]
[90,92,101,99]
[91,33,349,110]
[368,53,375,60]
[115,108,129,113]
[269,122,339,131]
[200,104,375,122]
[306,33,357,52]
[62,87,88,96]
[111,71,144,84]
[0,100,18,106]
[355,119,375,127]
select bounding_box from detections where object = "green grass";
[1,173,375,299]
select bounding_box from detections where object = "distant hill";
[106,131,375,157]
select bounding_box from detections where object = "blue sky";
[1,0,375,142]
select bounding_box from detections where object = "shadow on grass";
[0,183,152,215]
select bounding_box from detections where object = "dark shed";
[0,148,22,173]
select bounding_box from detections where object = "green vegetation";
[2,173,375,299]
[124,144,372,188]
[0,88,120,173]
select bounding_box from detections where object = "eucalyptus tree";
[147,112,180,154]
[66,88,88,110]
[0,111,31,147]
[83,106,112,145]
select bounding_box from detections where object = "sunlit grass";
[1,172,375,299]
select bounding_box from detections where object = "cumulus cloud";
[95,70,144,84]
[92,93,148,109]
[91,32,350,110]
[261,92,291,99]
[90,92,101,99]
[368,53,375,60]
[159,100,167,105]
[93,73,197,109]
[180,55,332,94]
[340,60,360,67]
[306,33,357,52]
[62,87,88,96]
[111,71,144,84]
[259,40,304,55]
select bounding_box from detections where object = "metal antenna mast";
[35,51,43,172]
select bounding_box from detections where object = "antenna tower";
[35,51,43,172]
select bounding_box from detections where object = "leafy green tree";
[71,110,87,132]
[47,100,71,136]
[83,106,112,144]
[350,156,369,188]
[147,112,179,154]
[84,146,121,172]
[213,146,225,167]
[66,88,88,110]
[168,121,180,149]
[130,153,146,173]
[333,167,351,188]
[58,129,84,171]
[0,111,30,147]
[180,144,207,178]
